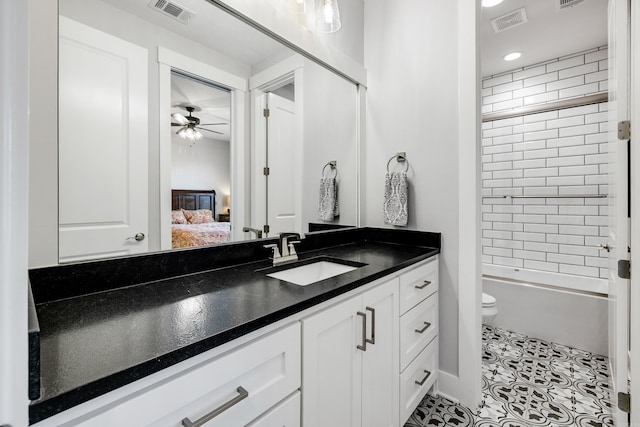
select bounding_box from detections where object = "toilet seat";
[482,292,496,307]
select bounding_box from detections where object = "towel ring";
[322,160,337,178]
[386,153,409,173]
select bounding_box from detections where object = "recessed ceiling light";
[482,0,504,7]
[503,52,522,61]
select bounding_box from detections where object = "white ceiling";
[104,0,288,67]
[481,0,608,77]
[171,73,231,142]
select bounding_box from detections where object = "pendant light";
[316,0,341,33]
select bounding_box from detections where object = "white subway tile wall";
[482,47,609,280]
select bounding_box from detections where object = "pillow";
[182,209,214,224]
[171,210,187,224]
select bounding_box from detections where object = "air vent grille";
[148,0,194,24]
[556,0,584,10]
[490,8,528,33]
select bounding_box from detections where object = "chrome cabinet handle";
[414,369,431,386]
[365,306,375,345]
[414,321,432,334]
[415,280,431,290]
[181,386,248,427]
[357,311,367,351]
[126,232,145,241]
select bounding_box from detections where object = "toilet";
[482,293,498,325]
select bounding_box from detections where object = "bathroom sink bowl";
[267,260,361,286]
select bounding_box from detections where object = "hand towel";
[318,177,340,221]
[383,172,408,226]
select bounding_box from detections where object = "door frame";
[249,55,304,236]
[630,0,640,424]
[0,0,29,424]
[158,47,248,247]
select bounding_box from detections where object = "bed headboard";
[171,189,216,216]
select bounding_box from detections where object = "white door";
[608,1,631,425]
[58,17,148,262]
[361,279,400,427]
[265,92,297,236]
[302,295,363,427]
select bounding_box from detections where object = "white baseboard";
[436,370,461,404]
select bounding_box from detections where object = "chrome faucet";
[242,226,263,239]
[264,232,305,266]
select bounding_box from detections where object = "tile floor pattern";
[405,325,614,427]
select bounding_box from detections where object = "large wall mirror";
[58,0,359,262]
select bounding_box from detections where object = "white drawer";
[72,323,301,427]
[400,337,438,426]
[400,292,438,371]
[247,392,300,427]
[399,257,438,314]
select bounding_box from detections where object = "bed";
[171,189,231,248]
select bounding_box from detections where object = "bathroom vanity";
[28,228,440,426]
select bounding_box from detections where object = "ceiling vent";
[556,0,585,10]
[148,0,194,24]
[490,8,528,33]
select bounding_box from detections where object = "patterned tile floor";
[405,325,614,427]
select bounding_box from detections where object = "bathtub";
[483,275,608,356]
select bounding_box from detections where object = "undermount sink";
[267,261,359,286]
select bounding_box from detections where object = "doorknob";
[127,232,145,241]
[598,243,613,252]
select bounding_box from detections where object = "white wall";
[171,136,231,210]
[364,0,461,384]
[1,1,29,424]
[364,0,481,407]
[301,59,359,229]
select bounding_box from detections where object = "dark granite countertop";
[28,228,440,424]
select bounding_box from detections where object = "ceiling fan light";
[178,128,188,139]
[194,130,203,140]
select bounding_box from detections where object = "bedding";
[171,221,231,248]
[182,209,214,224]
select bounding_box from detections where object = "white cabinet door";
[302,295,363,427]
[58,17,148,262]
[361,279,400,427]
[302,279,400,427]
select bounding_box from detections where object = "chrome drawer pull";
[357,311,367,351]
[414,321,431,334]
[415,369,431,386]
[365,306,376,345]
[415,280,431,290]
[181,386,249,427]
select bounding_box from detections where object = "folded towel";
[318,177,340,221]
[383,172,408,226]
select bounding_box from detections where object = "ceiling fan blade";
[171,113,189,125]
[171,122,185,126]
[199,122,227,126]
[197,127,223,135]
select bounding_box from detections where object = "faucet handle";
[288,241,301,256]
[263,244,281,259]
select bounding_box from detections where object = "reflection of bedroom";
[170,71,232,248]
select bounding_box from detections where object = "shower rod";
[483,194,608,199]
[482,92,608,123]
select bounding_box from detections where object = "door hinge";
[618,259,631,279]
[618,391,631,413]
[263,108,270,118]
[263,167,270,176]
[618,120,631,140]
[263,225,270,234]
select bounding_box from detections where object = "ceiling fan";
[171,105,227,141]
